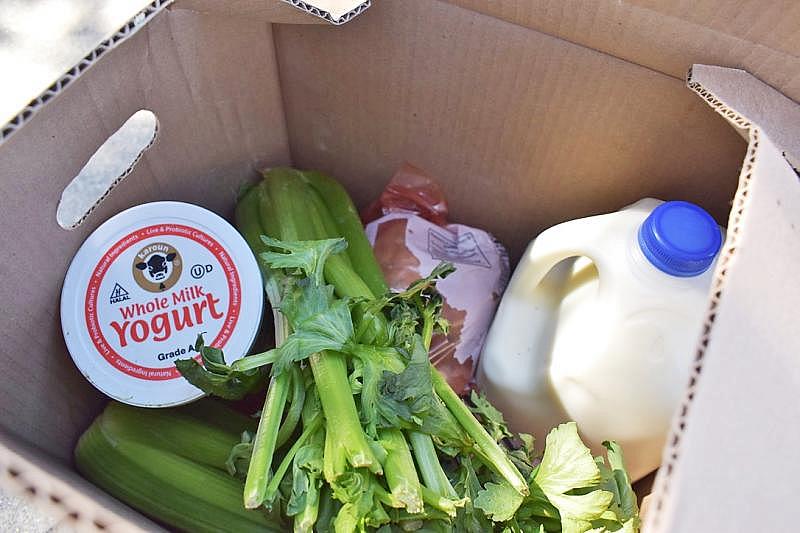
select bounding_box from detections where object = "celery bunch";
[75,401,283,532]
[176,168,525,530]
[175,168,639,532]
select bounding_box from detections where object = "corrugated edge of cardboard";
[280,0,370,25]
[0,0,171,147]
[0,4,175,528]
[0,431,164,532]
[0,0,370,148]
[645,64,782,530]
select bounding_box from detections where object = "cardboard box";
[1,1,798,531]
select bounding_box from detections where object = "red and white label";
[84,224,241,381]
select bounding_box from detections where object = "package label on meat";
[427,227,495,268]
[366,213,509,393]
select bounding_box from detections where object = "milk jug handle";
[517,216,610,290]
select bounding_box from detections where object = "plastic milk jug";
[477,199,723,480]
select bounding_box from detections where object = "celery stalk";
[431,369,529,496]
[313,350,381,474]
[175,398,258,435]
[323,414,347,483]
[235,184,270,269]
[378,428,423,514]
[99,402,240,471]
[294,174,390,345]
[263,416,323,505]
[300,170,389,297]
[237,182,296,509]
[236,182,290,352]
[269,169,374,299]
[276,365,306,448]
[76,416,282,532]
[243,372,290,509]
[419,484,466,518]
[293,407,325,533]
[294,479,321,533]
[409,431,457,499]
[264,169,381,474]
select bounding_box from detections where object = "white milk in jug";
[478,199,723,480]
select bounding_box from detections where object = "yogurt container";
[60,202,263,407]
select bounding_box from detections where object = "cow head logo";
[132,242,182,292]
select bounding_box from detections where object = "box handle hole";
[56,109,158,229]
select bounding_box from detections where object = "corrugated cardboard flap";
[646,65,800,532]
[444,1,800,103]
[0,430,163,532]
[177,0,372,25]
[687,64,800,170]
[172,0,357,25]
[0,0,290,465]
[0,4,292,529]
[0,0,170,145]
[280,0,371,24]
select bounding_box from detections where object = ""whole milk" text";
[108,285,224,347]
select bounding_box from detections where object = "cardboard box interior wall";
[1,1,798,531]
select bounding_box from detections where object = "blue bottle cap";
[638,201,722,277]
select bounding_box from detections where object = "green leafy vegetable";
[261,236,347,286]
[454,456,494,532]
[602,441,639,526]
[175,335,263,400]
[376,335,436,428]
[75,401,285,533]
[475,480,526,522]
[225,430,253,477]
[171,168,642,532]
[533,422,613,527]
[273,281,354,373]
[470,390,515,443]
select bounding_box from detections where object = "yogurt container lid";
[60,202,263,407]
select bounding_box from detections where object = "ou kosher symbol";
[190,264,213,279]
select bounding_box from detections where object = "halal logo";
[109,283,130,304]
[132,242,182,292]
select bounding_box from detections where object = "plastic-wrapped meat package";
[363,163,510,394]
